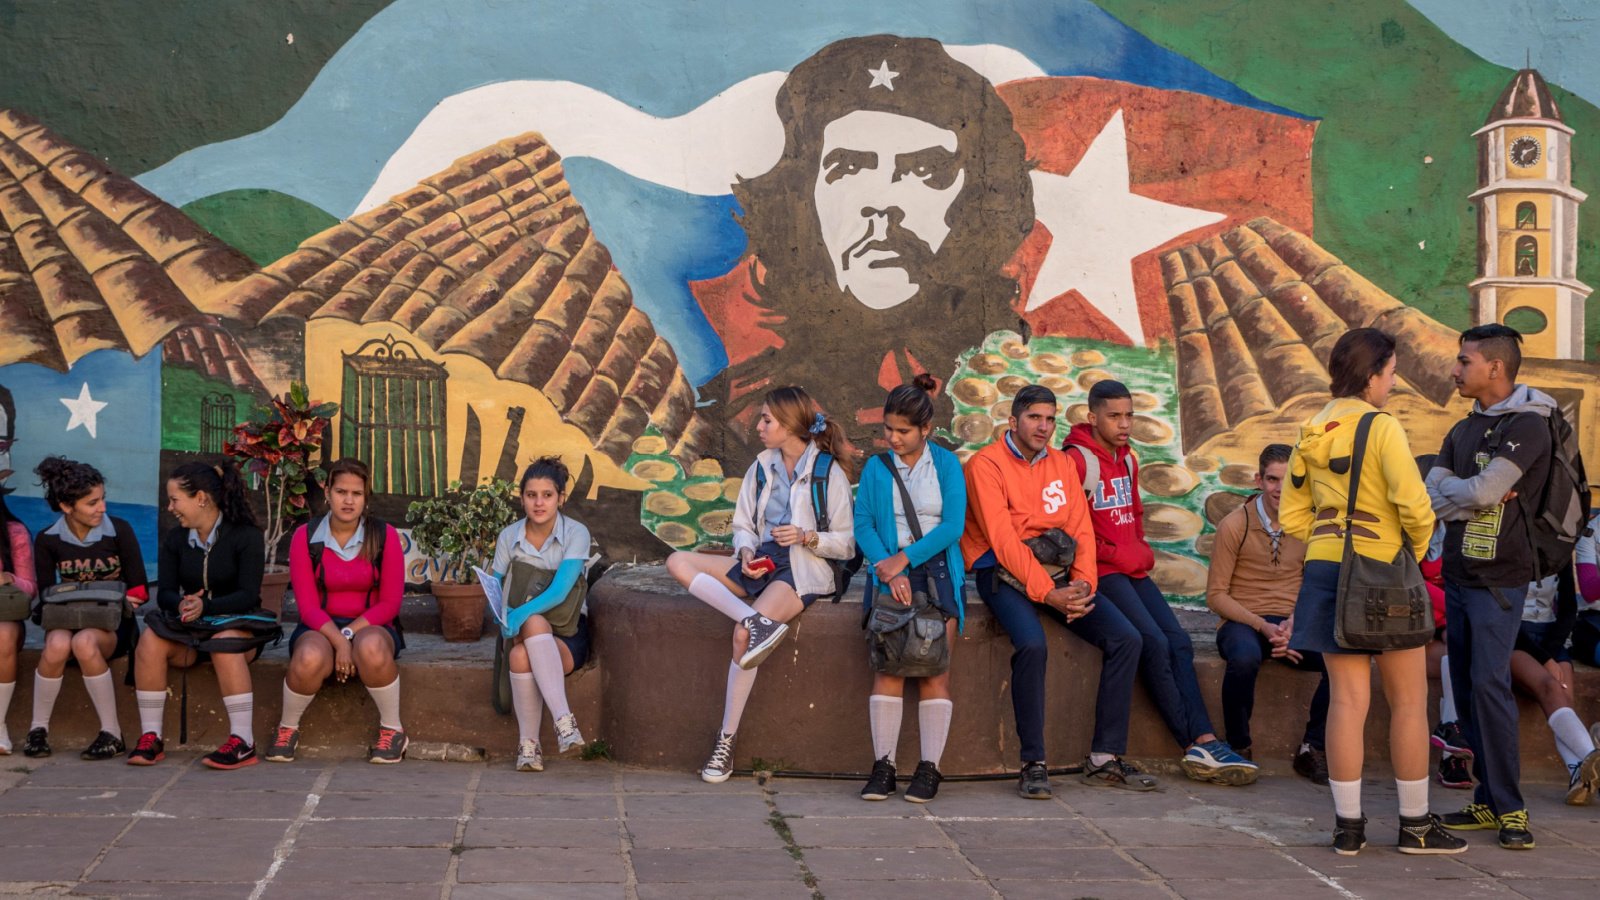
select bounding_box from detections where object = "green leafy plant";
[580,739,612,761]
[225,381,337,567]
[405,479,519,584]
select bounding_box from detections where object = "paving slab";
[787,815,951,848]
[312,789,464,818]
[634,882,815,900]
[802,846,976,881]
[453,885,628,900]
[1168,878,1352,899]
[461,816,619,848]
[622,791,772,818]
[87,844,278,883]
[150,787,310,819]
[273,847,453,883]
[627,816,789,849]
[0,786,154,815]
[73,882,256,899]
[295,815,459,847]
[965,847,1150,881]
[1127,846,1313,880]
[455,846,627,883]
[821,879,998,899]
[990,879,1170,900]
[0,841,106,881]
[936,817,1106,849]
[472,791,617,819]
[629,847,804,882]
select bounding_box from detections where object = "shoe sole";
[1018,789,1053,799]
[201,755,259,770]
[1498,839,1536,850]
[264,753,296,763]
[1565,751,1600,806]
[126,753,164,766]
[701,769,732,784]
[1333,842,1366,857]
[860,791,894,801]
[557,738,587,758]
[1398,844,1469,855]
[81,750,124,761]
[903,792,935,804]
[1438,780,1474,789]
[1181,759,1259,786]
[22,750,51,759]
[516,761,544,772]
[737,624,790,670]
[369,736,409,765]
[1440,821,1497,831]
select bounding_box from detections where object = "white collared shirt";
[491,513,592,574]
[44,515,116,549]
[187,518,222,551]
[311,517,365,562]
[890,449,943,548]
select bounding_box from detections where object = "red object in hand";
[748,556,776,576]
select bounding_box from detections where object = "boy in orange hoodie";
[1063,380,1257,786]
[963,384,1156,798]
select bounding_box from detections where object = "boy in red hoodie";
[1063,380,1257,785]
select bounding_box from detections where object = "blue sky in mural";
[1410,0,1600,107]
[135,0,1306,386]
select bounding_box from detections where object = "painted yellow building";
[1470,68,1591,359]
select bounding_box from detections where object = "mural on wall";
[0,0,1595,599]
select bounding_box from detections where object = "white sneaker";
[700,731,736,783]
[516,738,544,772]
[554,713,587,756]
[0,725,10,755]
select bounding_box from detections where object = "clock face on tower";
[1510,136,1542,168]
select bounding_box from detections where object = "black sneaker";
[80,731,125,761]
[1333,815,1367,856]
[126,732,164,766]
[201,735,259,770]
[1018,761,1052,799]
[368,727,408,765]
[1431,721,1471,756]
[1293,746,1330,786]
[737,614,790,669]
[1440,802,1497,830]
[904,760,942,803]
[265,726,299,763]
[1496,809,1534,850]
[860,756,897,801]
[1398,813,1469,855]
[21,727,50,758]
[1437,753,1473,789]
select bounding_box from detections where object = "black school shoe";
[860,756,896,801]
[904,760,943,803]
[1398,813,1470,855]
[126,732,164,766]
[21,727,50,758]
[1018,761,1052,799]
[1293,745,1330,785]
[1332,815,1367,856]
[80,731,125,761]
[201,734,259,770]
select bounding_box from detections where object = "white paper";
[475,567,508,629]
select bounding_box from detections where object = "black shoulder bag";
[865,454,951,678]
[1334,412,1433,651]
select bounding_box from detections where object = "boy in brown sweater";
[1206,444,1330,784]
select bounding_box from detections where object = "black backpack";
[1487,407,1592,580]
[754,452,858,602]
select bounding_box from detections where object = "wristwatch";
[805,530,820,550]
[340,626,355,640]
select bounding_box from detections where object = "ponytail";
[808,412,856,480]
[170,460,258,528]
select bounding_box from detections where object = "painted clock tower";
[1469,68,1590,359]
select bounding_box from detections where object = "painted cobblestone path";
[0,755,1595,898]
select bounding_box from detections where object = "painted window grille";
[199,392,236,454]
[339,335,449,496]
[1515,235,1538,276]
[1516,201,1537,230]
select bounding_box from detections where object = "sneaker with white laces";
[701,731,737,783]
[554,713,587,756]
[516,738,544,772]
[737,614,789,669]
[1181,739,1259,786]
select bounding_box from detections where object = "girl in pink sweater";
[269,459,408,764]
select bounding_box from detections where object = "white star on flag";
[867,60,899,91]
[1024,109,1225,344]
[60,383,109,439]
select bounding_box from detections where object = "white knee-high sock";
[136,690,165,738]
[1549,707,1596,769]
[1396,777,1429,818]
[690,573,757,622]
[222,693,254,746]
[868,695,902,763]
[30,673,63,730]
[367,679,403,731]
[919,699,954,767]
[525,634,571,721]
[0,681,13,749]
[1438,654,1457,723]
[509,671,544,743]
[279,683,315,729]
[1330,778,1362,819]
[720,662,758,735]
[82,671,121,737]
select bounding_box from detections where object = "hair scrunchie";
[809,412,827,435]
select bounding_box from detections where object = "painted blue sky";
[1411,0,1600,108]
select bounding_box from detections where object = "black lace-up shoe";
[904,760,943,803]
[860,756,896,801]
[1018,761,1052,799]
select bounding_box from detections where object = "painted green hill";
[1096,0,1600,360]
[182,188,338,266]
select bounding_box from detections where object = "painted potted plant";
[406,478,519,642]
[224,381,338,615]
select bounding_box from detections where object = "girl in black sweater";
[25,458,148,760]
[131,461,275,769]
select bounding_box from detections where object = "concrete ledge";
[5,565,1597,775]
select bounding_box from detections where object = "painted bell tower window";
[1515,201,1537,230]
[1515,236,1538,276]
[340,335,449,497]
[199,392,236,454]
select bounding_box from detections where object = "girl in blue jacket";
[853,374,967,803]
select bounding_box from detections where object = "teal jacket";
[853,444,967,631]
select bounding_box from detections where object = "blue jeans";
[1445,581,1527,816]
[974,568,1141,763]
[1098,573,1214,748]
[1216,616,1329,752]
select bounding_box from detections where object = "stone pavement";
[0,753,1594,899]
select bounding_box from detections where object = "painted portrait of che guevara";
[700,34,1035,459]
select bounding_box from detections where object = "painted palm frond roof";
[217,133,710,464]
[1162,217,1458,453]
[0,109,260,386]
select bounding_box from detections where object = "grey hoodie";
[1425,384,1558,521]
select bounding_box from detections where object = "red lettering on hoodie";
[1062,422,1155,578]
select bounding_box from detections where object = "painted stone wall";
[1,0,1596,600]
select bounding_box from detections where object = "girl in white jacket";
[666,386,856,782]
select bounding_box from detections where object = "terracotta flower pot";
[259,567,292,617]
[433,581,487,642]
